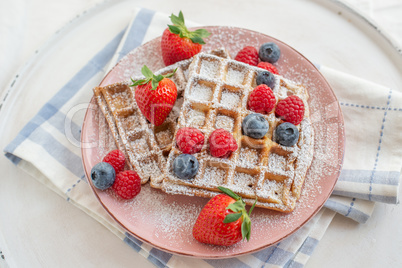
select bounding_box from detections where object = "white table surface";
[0,0,401,267]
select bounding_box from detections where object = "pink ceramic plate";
[81,26,345,258]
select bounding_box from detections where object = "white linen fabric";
[3,8,401,268]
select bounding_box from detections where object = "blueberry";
[259,42,281,63]
[256,71,276,89]
[242,113,269,139]
[173,154,199,180]
[91,162,115,190]
[275,122,299,147]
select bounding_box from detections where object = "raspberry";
[247,84,276,114]
[208,129,238,158]
[176,127,205,154]
[234,46,259,66]
[257,62,279,75]
[112,170,141,199]
[275,95,305,125]
[103,150,125,174]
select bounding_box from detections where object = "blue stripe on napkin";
[298,237,319,255]
[325,199,370,223]
[148,248,173,267]
[338,169,400,185]
[118,8,156,61]
[123,233,142,252]
[206,258,252,268]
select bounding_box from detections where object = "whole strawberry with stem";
[131,65,177,126]
[161,11,211,66]
[192,186,256,246]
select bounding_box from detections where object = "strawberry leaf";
[130,78,148,87]
[192,29,211,38]
[167,11,210,45]
[241,216,251,241]
[153,74,164,82]
[178,10,185,24]
[141,65,153,79]
[151,79,159,91]
[190,36,206,45]
[223,212,242,223]
[130,66,177,89]
[168,25,181,35]
[217,186,241,201]
[169,11,184,27]
[164,68,178,78]
[248,198,257,216]
[226,200,245,213]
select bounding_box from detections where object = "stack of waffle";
[93,49,314,212]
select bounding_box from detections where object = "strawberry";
[131,65,178,126]
[192,186,256,246]
[161,11,211,66]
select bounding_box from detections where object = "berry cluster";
[236,42,305,147]
[245,84,303,146]
[173,127,238,180]
[91,150,141,199]
[234,42,280,75]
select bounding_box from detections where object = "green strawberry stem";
[218,186,257,242]
[168,11,210,45]
[130,65,176,90]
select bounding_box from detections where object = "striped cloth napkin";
[4,8,401,268]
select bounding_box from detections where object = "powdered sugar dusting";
[226,68,245,85]
[186,109,206,128]
[199,60,220,79]
[86,26,344,256]
[220,89,241,109]
[155,129,173,148]
[215,114,234,132]
[190,83,213,102]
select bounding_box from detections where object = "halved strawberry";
[192,187,256,246]
[131,66,177,126]
[161,11,210,66]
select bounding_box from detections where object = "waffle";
[93,48,230,188]
[162,53,314,212]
